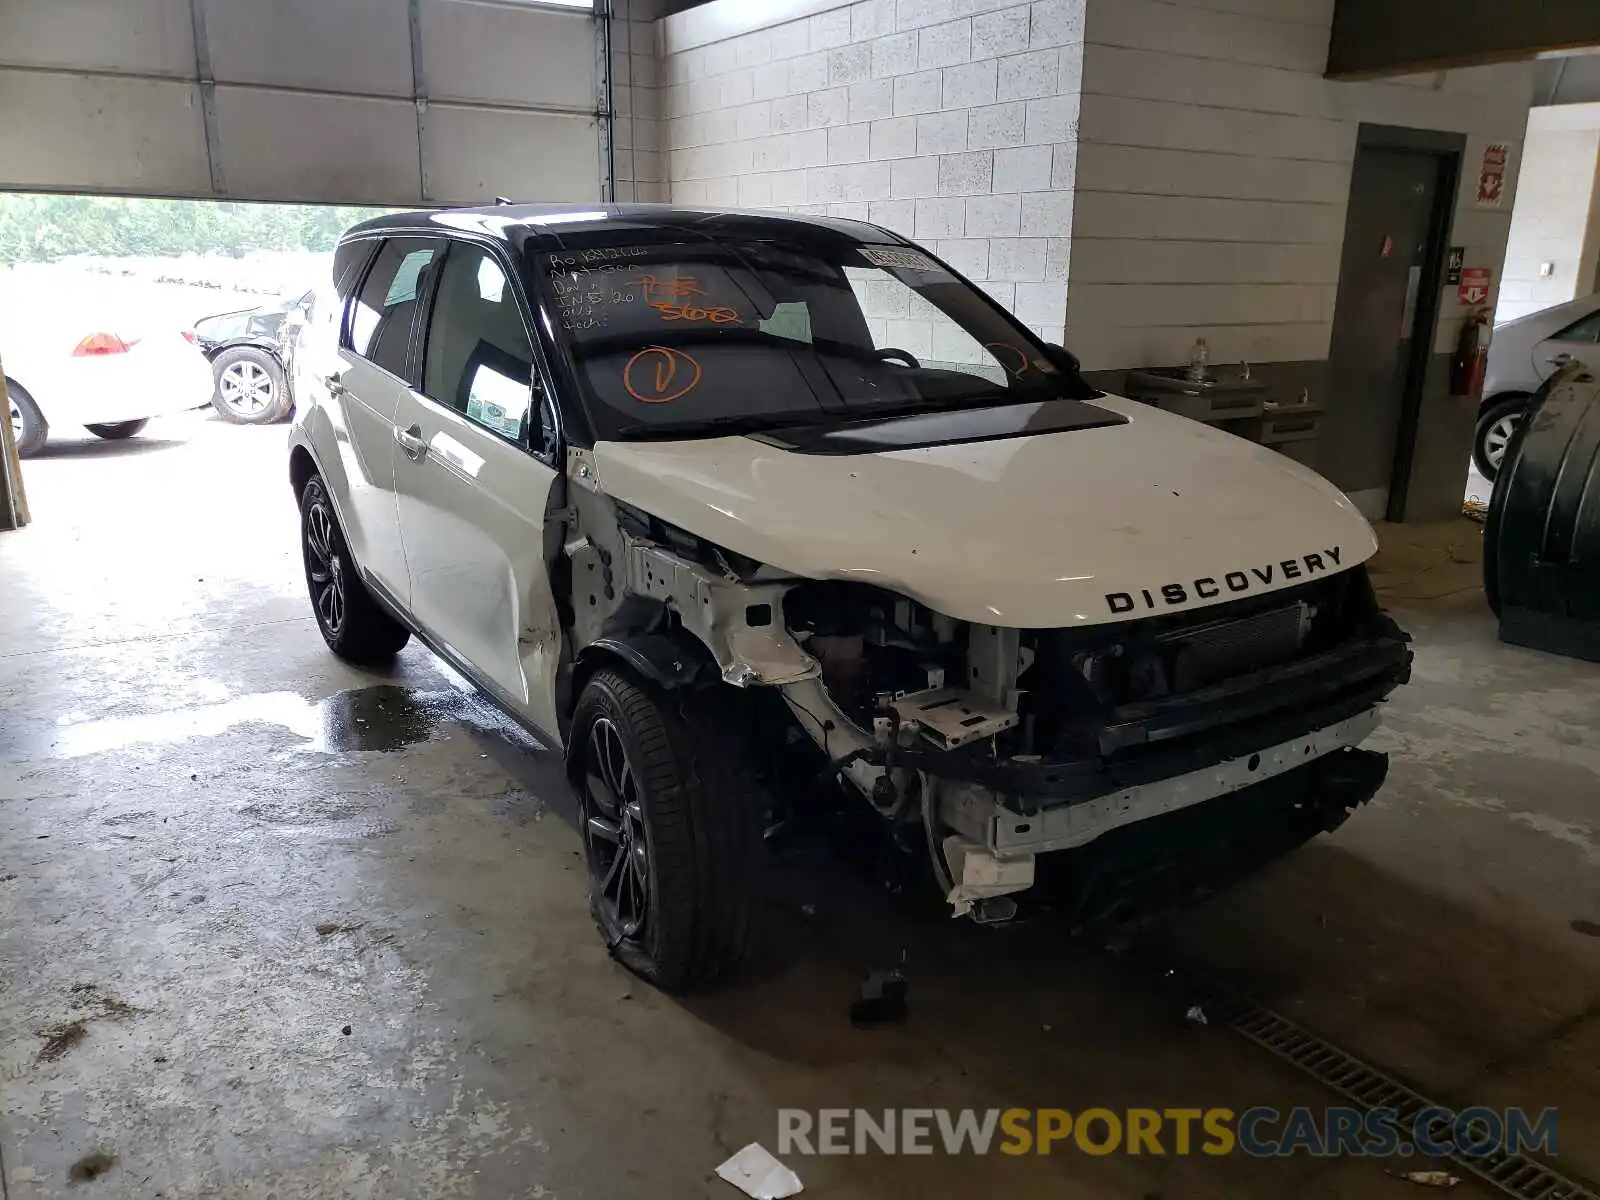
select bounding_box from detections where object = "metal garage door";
[0,0,604,206]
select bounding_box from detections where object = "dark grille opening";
[1020,568,1383,757]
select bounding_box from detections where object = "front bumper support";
[941,707,1383,857]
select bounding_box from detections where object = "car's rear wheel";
[1473,395,1529,481]
[7,381,48,457]
[299,474,411,664]
[85,419,149,440]
[213,347,291,425]
[571,670,759,992]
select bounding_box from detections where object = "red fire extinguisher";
[1451,308,1490,397]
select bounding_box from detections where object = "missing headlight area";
[769,575,1411,920]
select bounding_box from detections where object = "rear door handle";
[324,373,346,396]
[395,423,428,462]
[1547,352,1573,366]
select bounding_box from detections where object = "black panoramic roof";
[341,203,911,253]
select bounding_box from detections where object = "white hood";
[590,394,1377,629]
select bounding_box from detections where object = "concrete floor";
[1,413,1596,1199]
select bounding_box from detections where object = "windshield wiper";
[611,412,832,440]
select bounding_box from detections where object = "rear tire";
[570,670,759,991]
[1473,395,1529,481]
[298,474,411,665]
[85,419,149,440]
[213,347,292,425]
[7,381,48,457]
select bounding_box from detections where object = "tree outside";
[0,194,392,265]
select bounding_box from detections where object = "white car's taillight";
[72,332,140,357]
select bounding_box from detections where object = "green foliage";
[0,194,392,264]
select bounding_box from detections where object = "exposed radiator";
[1158,601,1311,692]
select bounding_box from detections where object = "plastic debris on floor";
[1393,1170,1461,1188]
[715,1143,803,1199]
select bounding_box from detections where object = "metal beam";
[408,0,432,203]
[595,0,616,203]
[187,0,225,195]
[1327,0,1600,79]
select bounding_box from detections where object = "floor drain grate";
[1213,992,1598,1200]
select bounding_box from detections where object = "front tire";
[571,670,759,991]
[85,419,149,440]
[7,381,48,457]
[213,347,291,425]
[1473,395,1528,481]
[299,474,410,664]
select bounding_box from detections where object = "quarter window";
[422,242,537,444]
[349,238,441,378]
[1554,309,1600,345]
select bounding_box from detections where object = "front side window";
[422,242,537,443]
[531,233,1090,441]
[348,238,441,378]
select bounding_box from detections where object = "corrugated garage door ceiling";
[0,0,603,207]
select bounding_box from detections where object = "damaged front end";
[564,476,1410,925]
[774,571,1411,921]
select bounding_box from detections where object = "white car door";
[1533,304,1600,382]
[335,236,445,603]
[390,238,564,739]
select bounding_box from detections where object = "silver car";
[1477,293,1600,478]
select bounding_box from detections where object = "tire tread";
[576,670,758,991]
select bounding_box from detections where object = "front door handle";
[395,423,428,462]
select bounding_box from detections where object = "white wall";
[1498,109,1600,322]
[1063,0,1536,371]
[656,0,1084,344]
[0,0,603,206]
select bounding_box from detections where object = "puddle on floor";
[30,683,547,760]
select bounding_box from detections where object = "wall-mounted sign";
[1459,266,1491,306]
[1476,143,1510,208]
[1446,247,1465,285]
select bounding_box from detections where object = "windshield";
[530,232,1093,440]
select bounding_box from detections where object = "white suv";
[288,205,1412,990]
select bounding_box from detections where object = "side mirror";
[1044,343,1081,375]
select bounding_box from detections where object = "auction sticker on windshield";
[858,246,944,273]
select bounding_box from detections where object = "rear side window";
[1554,308,1600,345]
[348,238,441,378]
[421,242,536,443]
[332,239,376,302]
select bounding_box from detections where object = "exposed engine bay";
[563,472,1413,925]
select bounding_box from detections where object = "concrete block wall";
[613,0,666,203]
[649,0,1536,520]
[1499,111,1600,322]
[655,0,1085,344]
[1064,0,1535,374]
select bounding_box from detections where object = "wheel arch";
[1480,389,1534,416]
[562,630,717,749]
[215,339,287,367]
[289,442,320,501]
[287,437,364,573]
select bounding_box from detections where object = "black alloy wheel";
[303,483,346,638]
[582,715,652,941]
